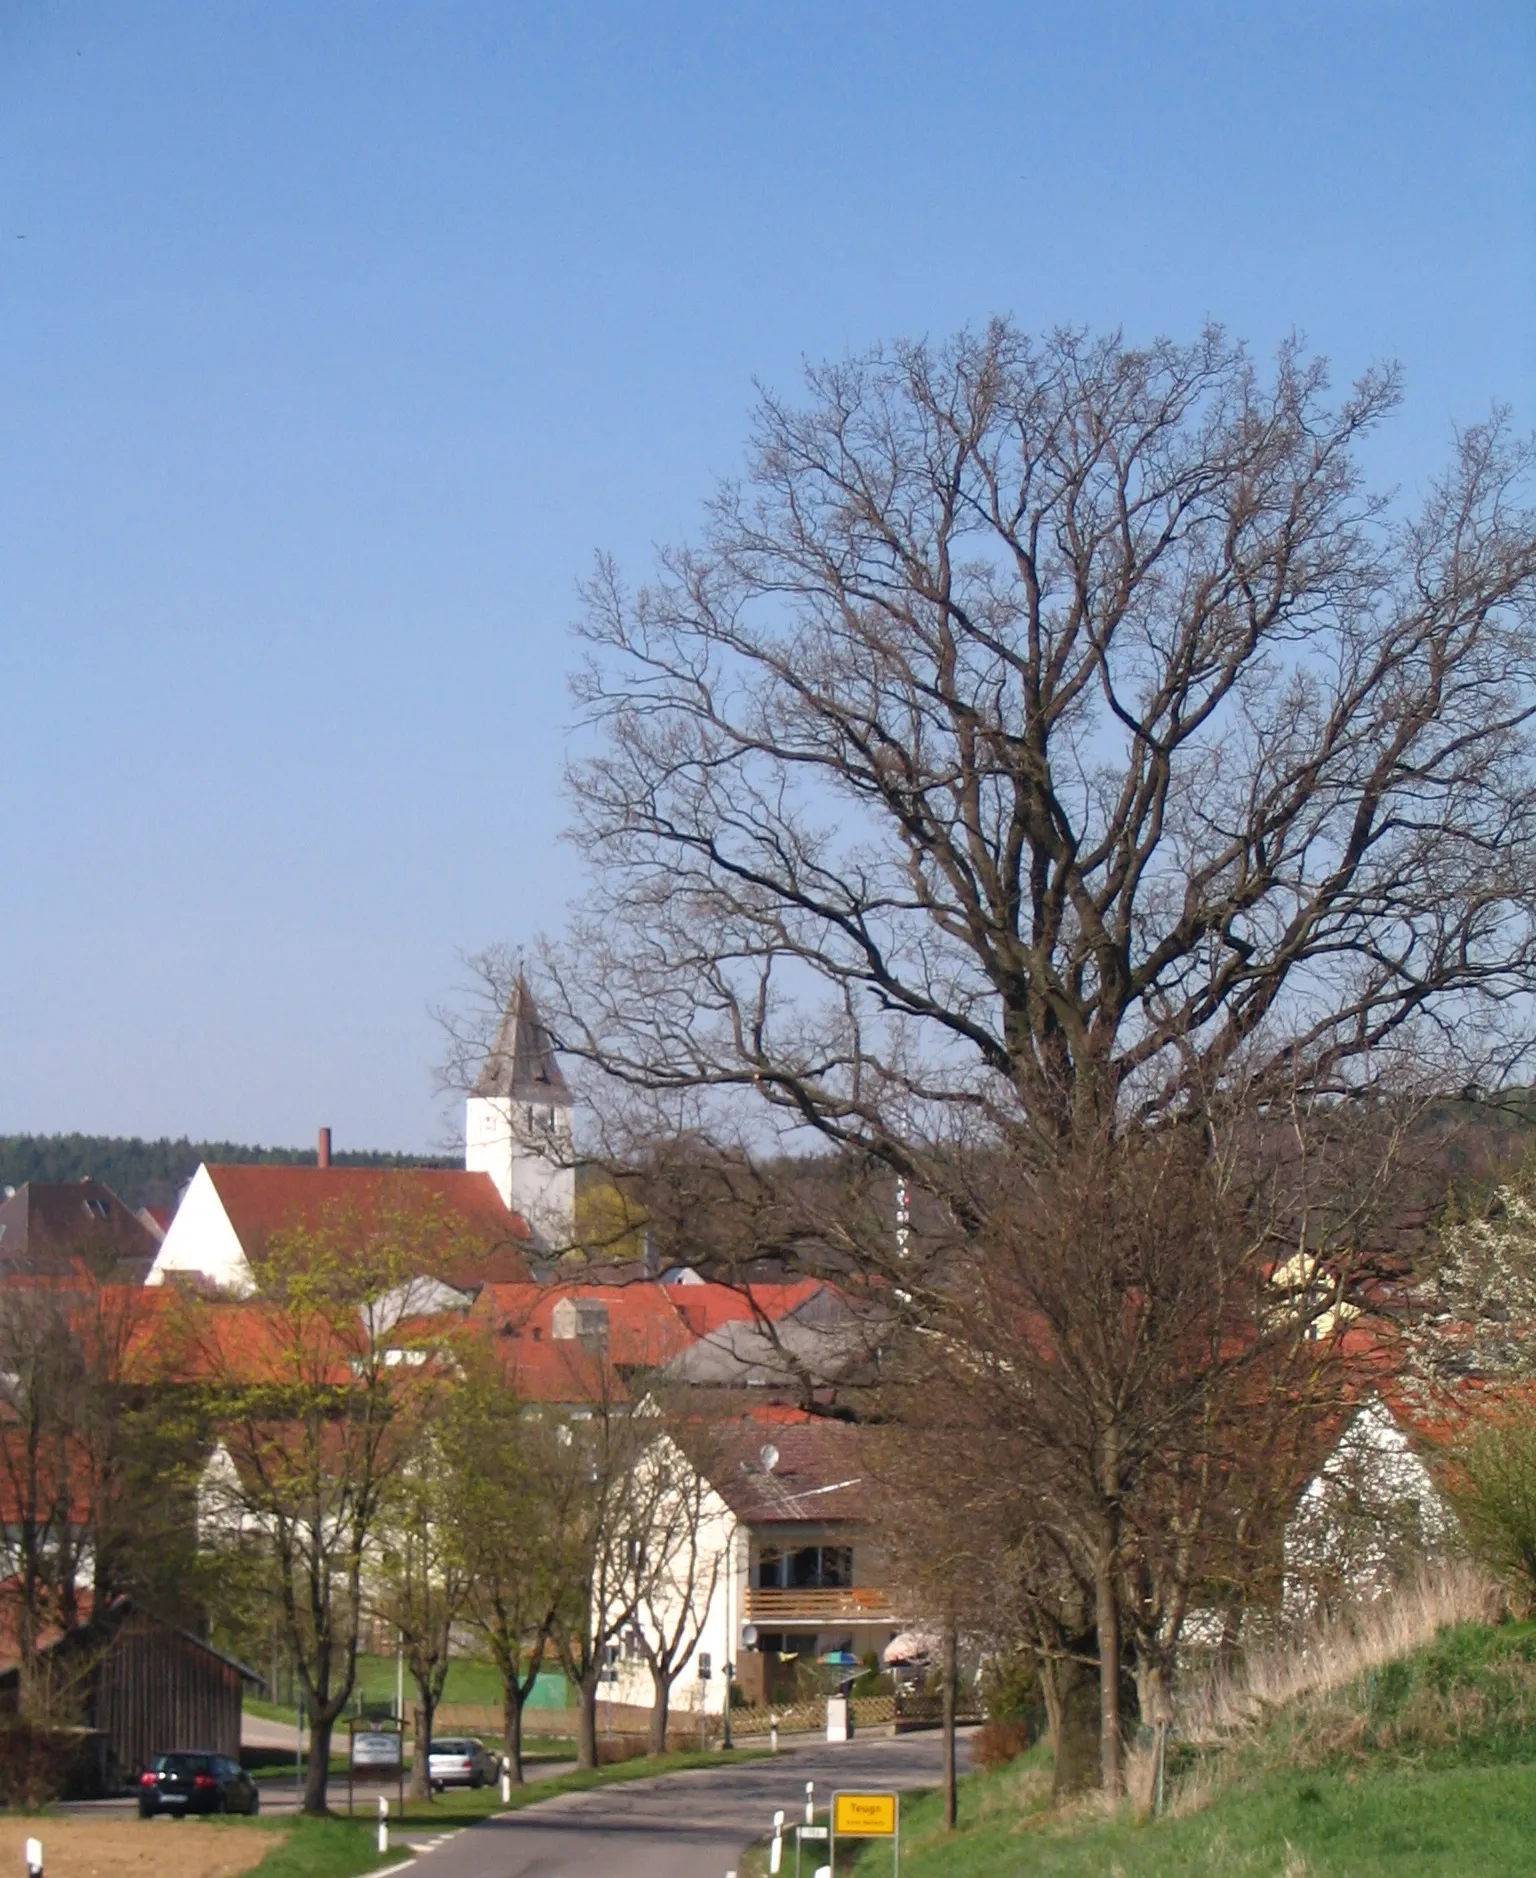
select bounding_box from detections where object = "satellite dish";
[760,1442,780,1473]
[741,1623,759,1648]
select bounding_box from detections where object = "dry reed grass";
[1176,1560,1503,1746]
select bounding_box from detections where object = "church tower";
[465,977,576,1251]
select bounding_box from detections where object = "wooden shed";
[0,1598,260,1787]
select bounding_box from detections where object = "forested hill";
[0,1134,457,1212]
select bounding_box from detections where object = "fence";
[731,1691,979,1737]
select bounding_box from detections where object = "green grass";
[833,1758,1536,1877]
[246,1654,524,1724]
[827,1621,1536,1878]
[247,1816,412,1878]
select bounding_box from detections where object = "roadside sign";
[351,1731,402,1769]
[348,1718,405,1817]
[833,1793,896,1836]
[830,1790,900,1876]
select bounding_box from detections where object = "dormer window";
[82,1197,110,1220]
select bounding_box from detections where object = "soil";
[0,1820,278,1878]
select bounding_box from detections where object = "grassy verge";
[827,1618,1536,1877]
[832,1755,1536,1877]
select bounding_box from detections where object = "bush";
[970,1718,1032,1771]
[595,1734,651,1765]
[978,1650,1042,1721]
[0,1725,97,1808]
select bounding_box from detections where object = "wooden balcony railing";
[743,1586,897,1623]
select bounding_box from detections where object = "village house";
[602,1414,910,1720]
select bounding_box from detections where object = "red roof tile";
[204,1166,532,1282]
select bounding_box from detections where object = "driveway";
[410,1730,963,1878]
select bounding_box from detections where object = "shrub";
[0,1725,92,1808]
[978,1649,1042,1722]
[970,1719,1032,1771]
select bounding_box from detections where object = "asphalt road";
[408,1730,962,1878]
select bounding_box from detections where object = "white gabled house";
[1283,1394,1457,1619]
[602,1416,912,1720]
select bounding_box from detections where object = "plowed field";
[0,1820,277,1878]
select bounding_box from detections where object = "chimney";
[317,1127,332,1169]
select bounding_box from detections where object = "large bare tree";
[486,323,1536,1794]
[546,324,1536,1150]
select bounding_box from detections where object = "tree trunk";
[941,1622,958,1830]
[648,1672,670,1757]
[502,1681,526,1786]
[1095,1537,1123,1798]
[408,1697,435,1800]
[576,1675,600,1770]
[1047,1635,1100,1802]
[303,1712,334,1816]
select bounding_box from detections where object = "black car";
[138,1751,261,1817]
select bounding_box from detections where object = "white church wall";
[146,1165,254,1295]
[466,1093,575,1250]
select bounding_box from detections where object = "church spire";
[465,976,576,1248]
[472,976,572,1106]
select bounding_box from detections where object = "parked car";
[427,1737,501,1789]
[138,1750,261,1817]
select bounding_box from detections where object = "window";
[82,1197,109,1219]
[756,1543,853,1589]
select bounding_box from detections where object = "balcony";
[743,1586,898,1623]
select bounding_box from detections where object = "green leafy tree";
[189,1186,475,1814]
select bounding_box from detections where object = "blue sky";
[1,1,1532,1151]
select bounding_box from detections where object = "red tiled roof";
[203,1166,532,1282]
[495,1334,629,1405]
[700,1416,871,1524]
[470,1278,839,1369]
[0,1582,95,1672]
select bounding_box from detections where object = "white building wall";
[1284,1396,1455,1619]
[603,1443,741,1720]
[466,1093,576,1251]
[146,1165,254,1294]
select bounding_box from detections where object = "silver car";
[427,1736,501,1789]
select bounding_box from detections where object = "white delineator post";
[501,1758,511,1803]
[805,1781,815,1825]
[770,1713,779,1753]
[377,1795,389,1854]
[769,1809,785,1874]
[24,1839,41,1878]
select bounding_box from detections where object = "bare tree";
[494,323,1536,1795]
[547,324,1536,1154]
[624,1428,725,1755]
[544,1367,666,1769]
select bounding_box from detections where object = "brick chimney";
[317,1127,332,1169]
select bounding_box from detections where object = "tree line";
[0,1136,455,1214]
